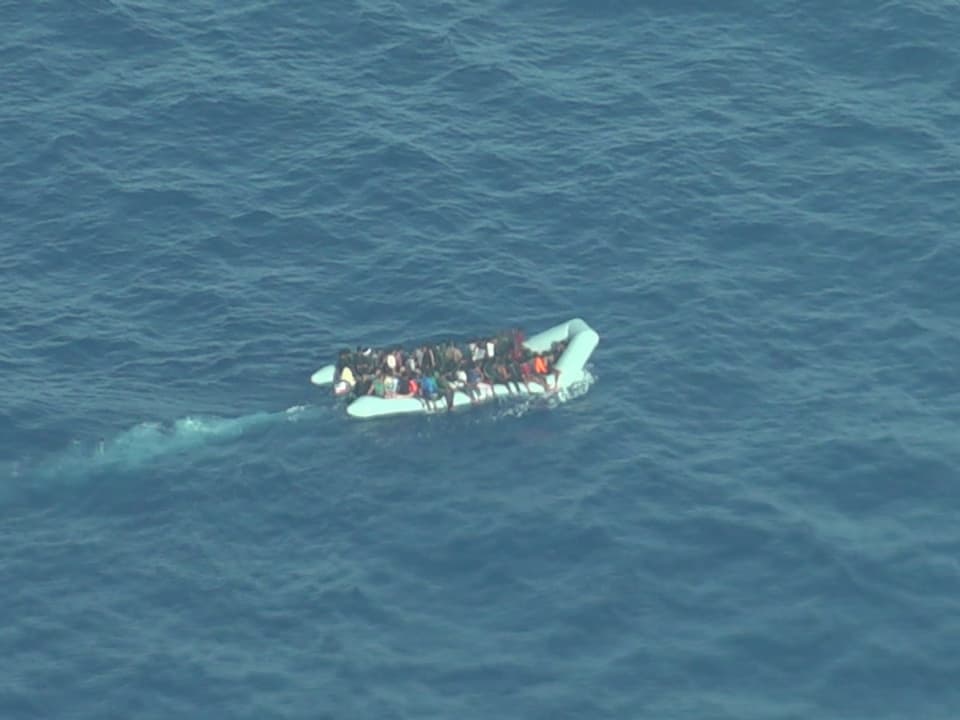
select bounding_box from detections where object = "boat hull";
[310,317,599,419]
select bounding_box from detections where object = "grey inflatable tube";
[309,317,599,419]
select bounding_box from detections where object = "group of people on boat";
[334,328,568,410]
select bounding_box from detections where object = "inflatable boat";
[310,317,599,419]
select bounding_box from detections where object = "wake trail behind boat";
[4,404,320,488]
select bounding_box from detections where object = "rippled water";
[3,1,959,718]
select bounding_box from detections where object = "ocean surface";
[2,0,959,717]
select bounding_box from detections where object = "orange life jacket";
[533,355,548,374]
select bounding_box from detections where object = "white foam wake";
[9,404,320,484]
[493,367,597,419]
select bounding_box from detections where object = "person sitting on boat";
[336,364,357,396]
[466,362,483,387]
[355,347,376,376]
[453,363,475,405]
[436,342,458,375]
[544,349,562,387]
[352,374,372,397]
[510,328,526,361]
[330,348,356,395]
[435,370,458,411]
[468,341,483,363]
[406,373,419,398]
[489,332,510,361]
[518,355,540,390]
[418,345,437,374]
[383,372,399,398]
[490,357,524,393]
[393,369,410,397]
[420,373,440,402]
[480,346,499,384]
[464,362,486,403]
[367,370,386,398]
[335,348,351,374]
[522,352,554,391]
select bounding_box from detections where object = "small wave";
[284,404,309,418]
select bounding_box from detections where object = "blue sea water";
[3,0,960,717]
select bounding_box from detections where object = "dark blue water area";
[3,0,960,718]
